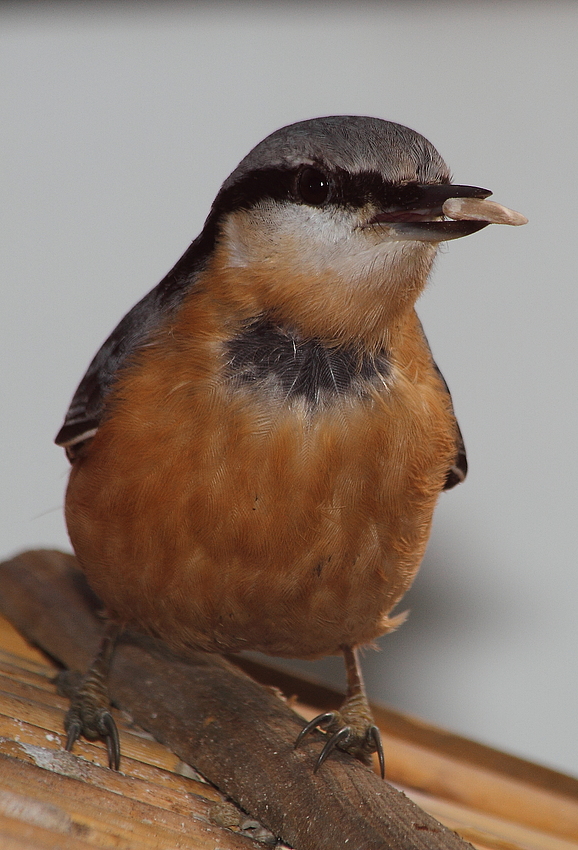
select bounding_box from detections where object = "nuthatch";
[56,116,526,775]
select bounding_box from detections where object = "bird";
[55,115,525,776]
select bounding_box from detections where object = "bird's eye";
[296,167,330,205]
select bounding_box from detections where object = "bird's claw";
[63,678,120,770]
[295,710,385,778]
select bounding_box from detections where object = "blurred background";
[2,1,576,777]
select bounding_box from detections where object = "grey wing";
[432,362,468,490]
[55,241,205,456]
[415,317,467,490]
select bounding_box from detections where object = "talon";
[294,711,336,749]
[64,702,121,770]
[64,718,82,752]
[315,726,351,772]
[367,724,385,779]
[101,712,121,770]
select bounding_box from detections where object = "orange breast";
[65,293,456,659]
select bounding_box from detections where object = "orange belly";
[65,332,456,658]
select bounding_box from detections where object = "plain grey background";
[2,1,576,777]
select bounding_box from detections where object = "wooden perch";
[0,549,473,850]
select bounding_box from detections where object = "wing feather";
[55,239,207,454]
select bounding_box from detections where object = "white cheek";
[220,204,353,267]
[221,204,435,288]
[220,216,255,268]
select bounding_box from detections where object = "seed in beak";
[442,197,528,226]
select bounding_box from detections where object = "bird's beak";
[365,184,527,242]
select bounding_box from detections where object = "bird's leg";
[60,620,121,770]
[295,645,385,777]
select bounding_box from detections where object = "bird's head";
[200,116,518,347]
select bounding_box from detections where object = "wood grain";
[0,548,473,850]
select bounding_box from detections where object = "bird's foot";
[58,667,120,770]
[56,623,121,770]
[295,697,385,778]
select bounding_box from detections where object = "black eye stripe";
[211,165,452,220]
[214,168,297,213]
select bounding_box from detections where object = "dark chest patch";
[224,320,390,404]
